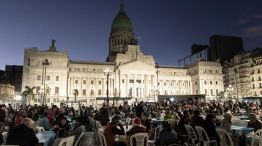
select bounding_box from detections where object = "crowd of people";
[0,99,260,146]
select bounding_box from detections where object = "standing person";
[6,118,39,146]
[135,102,144,118]
[99,104,110,126]
[104,116,125,146]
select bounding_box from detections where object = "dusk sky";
[0,0,262,70]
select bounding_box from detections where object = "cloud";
[244,25,262,37]
[253,14,262,19]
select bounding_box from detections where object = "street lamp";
[226,84,234,100]
[42,59,49,105]
[234,68,239,101]
[155,63,159,102]
[104,68,112,105]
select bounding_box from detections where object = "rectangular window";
[75,80,78,84]
[98,89,102,95]
[210,81,212,84]
[99,80,102,85]
[55,87,59,95]
[83,80,86,84]
[205,89,207,95]
[37,75,41,80]
[136,80,141,83]
[211,89,213,95]
[83,89,86,95]
[56,76,59,81]
[129,79,134,83]
[47,76,50,81]
[91,80,94,84]
[122,79,124,83]
[196,90,198,94]
[216,89,218,94]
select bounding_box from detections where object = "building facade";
[223,48,262,98]
[22,3,224,106]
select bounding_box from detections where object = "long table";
[36,131,55,146]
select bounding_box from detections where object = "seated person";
[69,117,86,144]
[6,118,39,146]
[104,116,125,146]
[51,128,69,146]
[126,117,147,146]
[220,113,232,133]
[155,121,178,146]
[37,112,51,131]
[247,113,262,132]
[141,112,151,133]
[58,117,71,132]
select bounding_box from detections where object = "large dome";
[111,4,133,34]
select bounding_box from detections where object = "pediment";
[119,59,155,71]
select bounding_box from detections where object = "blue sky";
[0,0,262,69]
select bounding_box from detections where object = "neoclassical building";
[22,3,224,106]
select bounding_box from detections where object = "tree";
[21,86,36,105]
[73,89,79,102]
[217,91,225,102]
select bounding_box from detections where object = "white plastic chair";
[195,126,217,146]
[184,124,198,145]
[130,133,148,146]
[216,128,233,146]
[74,132,84,146]
[57,136,75,146]
[2,132,8,145]
[153,125,162,140]
[254,129,262,136]
[97,130,107,146]
[250,135,262,146]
